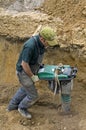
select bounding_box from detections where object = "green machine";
[38,64,77,81]
[38,64,78,113]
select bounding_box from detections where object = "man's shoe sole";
[18,108,32,119]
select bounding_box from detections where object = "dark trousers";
[8,70,38,110]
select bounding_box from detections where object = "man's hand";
[31,75,39,83]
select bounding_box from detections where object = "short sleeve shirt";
[16,35,45,72]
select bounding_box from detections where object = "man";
[7,26,58,119]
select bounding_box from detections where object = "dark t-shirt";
[16,35,45,72]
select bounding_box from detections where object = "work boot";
[18,108,32,119]
[7,104,18,112]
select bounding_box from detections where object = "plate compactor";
[38,64,78,113]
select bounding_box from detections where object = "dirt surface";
[41,0,86,25]
[0,0,86,130]
[0,48,86,130]
[0,79,86,130]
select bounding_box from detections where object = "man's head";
[39,26,58,47]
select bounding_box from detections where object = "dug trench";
[0,36,86,130]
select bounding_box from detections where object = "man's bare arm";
[21,60,33,77]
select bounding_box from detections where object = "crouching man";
[7,26,58,119]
